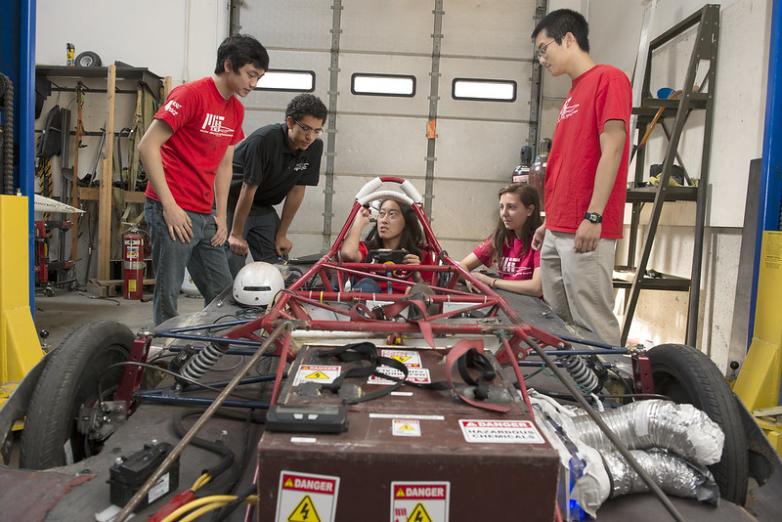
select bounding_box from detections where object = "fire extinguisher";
[122,227,145,300]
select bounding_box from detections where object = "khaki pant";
[541,230,621,346]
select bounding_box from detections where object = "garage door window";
[256,70,315,92]
[351,73,416,97]
[452,78,516,102]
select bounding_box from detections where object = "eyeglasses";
[377,210,401,220]
[535,39,557,59]
[294,119,324,137]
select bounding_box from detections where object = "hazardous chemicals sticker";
[390,481,449,522]
[392,418,422,437]
[458,419,545,444]
[275,471,340,522]
[381,349,422,368]
[368,366,431,385]
[293,365,341,386]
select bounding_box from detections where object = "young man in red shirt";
[530,9,631,345]
[139,35,269,325]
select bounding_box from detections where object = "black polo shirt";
[229,123,322,215]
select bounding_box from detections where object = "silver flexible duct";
[603,450,720,505]
[530,393,724,516]
[570,399,724,465]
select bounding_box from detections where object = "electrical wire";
[173,411,235,488]
[179,503,229,522]
[191,473,211,492]
[99,361,262,402]
[160,495,256,522]
[213,483,257,522]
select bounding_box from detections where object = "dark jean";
[145,199,233,326]
[226,205,284,277]
[352,277,382,294]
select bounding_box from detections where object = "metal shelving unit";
[618,5,720,346]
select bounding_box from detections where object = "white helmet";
[232,262,285,306]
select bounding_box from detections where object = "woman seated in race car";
[459,183,543,297]
[340,197,434,293]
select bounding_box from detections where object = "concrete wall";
[538,0,768,371]
[36,0,230,84]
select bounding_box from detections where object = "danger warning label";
[390,481,449,522]
[293,365,341,386]
[275,471,340,522]
[368,366,431,385]
[392,418,421,437]
[381,349,422,368]
[288,495,319,522]
[458,419,545,444]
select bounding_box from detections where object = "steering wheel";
[367,248,407,264]
[367,249,411,279]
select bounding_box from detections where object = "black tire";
[647,343,749,504]
[75,51,102,68]
[20,321,133,469]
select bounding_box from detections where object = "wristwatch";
[583,212,602,224]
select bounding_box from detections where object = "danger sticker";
[458,419,545,444]
[390,481,449,522]
[275,471,340,522]
[392,418,421,437]
[381,349,422,368]
[293,364,341,386]
[368,366,431,385]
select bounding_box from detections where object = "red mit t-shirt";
[473,236,540,281]
[145,77,245,214]
[545,65,631,239]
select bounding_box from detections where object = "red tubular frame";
[211,178,568,412]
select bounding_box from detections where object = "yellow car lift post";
[0,194,44,414]
[734,231,782,454]
[733,1,782,457]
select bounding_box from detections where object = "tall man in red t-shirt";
[139,35,269,325]
[530,10,631,345]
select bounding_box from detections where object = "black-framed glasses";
[293,119,324,137]
[535,39,557,59]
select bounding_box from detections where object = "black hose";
[1,74,14,195]
[213,483,256,522]
[173,410,236,481]
[210,411,261,521]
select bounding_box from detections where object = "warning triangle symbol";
[305,371,330,380]
[288,494,321,522]
[400,424,415,431]
[284,478,294,488]
[392,355,411,363]
[395,487,405,498]
[406,503,432,522]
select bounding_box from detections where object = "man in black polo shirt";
[227,93,327,274]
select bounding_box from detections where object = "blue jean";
[226,205,284,277]
[145,199,233,325]
[352,277,382,294]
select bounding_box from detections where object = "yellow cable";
[160,493,259,522]
[190,473,211,491]
[159,496,236,522]
[182,495,258,521]
[178,501,229,522]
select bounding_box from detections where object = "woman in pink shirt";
[459,184,543,297]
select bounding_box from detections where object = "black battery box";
[107,441,180,511]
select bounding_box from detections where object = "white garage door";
[237,0,542,258]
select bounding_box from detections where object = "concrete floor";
[33,289,206,350]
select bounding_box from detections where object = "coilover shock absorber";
[561,355,602,394]
[178,342,231,384]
